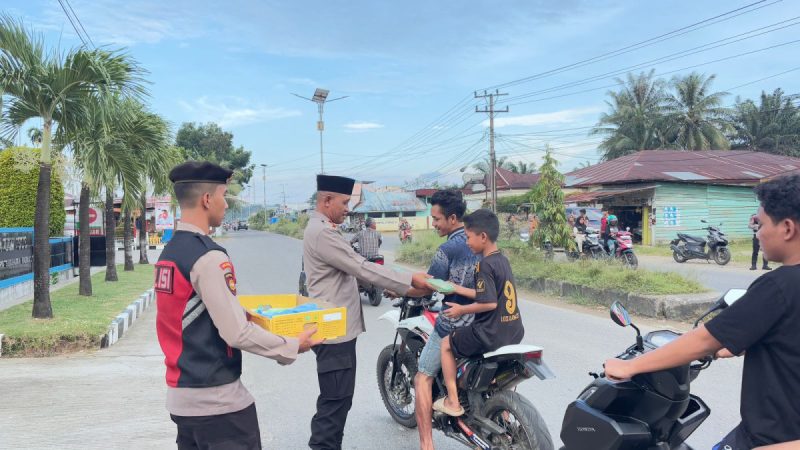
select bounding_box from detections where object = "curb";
[100,288,155,348]
[518,277,719,321]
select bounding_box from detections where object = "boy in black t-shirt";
[605,174,800,449]
[432,209,524,417]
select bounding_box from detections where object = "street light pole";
[292,88,349,174]
[261,164,268,227]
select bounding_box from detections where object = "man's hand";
[298,327,325,353]
[411,272,433,289]
[715,348,739,359]
[384,289,400,299]
[443,302,465,319]
[603,358,636,381]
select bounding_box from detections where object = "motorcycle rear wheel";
[672,250,687,263]
[622,252,638,269]
[482,391,553,450]
[377,344,418,428]
[714,247,731,265]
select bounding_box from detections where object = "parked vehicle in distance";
[236,220,249,230]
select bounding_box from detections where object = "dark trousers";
[309,339,357,450]
[752,235,768,268]
[713,423,755,450]
[170,403,262,450]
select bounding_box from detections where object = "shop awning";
[564,186,655,203]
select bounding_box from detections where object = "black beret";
[317,174,355,195]
[169,161,233,185]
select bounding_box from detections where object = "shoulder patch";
[219,261,234,272]
[225,272,237,295]
[154,264,174,293]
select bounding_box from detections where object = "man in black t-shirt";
[430,209,525,417]
[605,174,800,448]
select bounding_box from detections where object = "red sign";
[88,208,98,224]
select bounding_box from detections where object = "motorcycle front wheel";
[714,247,731,265]
[482,391,554,450]
[377,344,418,428]
[622,252,639,269]
[369,287,382,306]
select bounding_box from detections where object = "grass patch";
[0,265,154,357]
[397,234,706,296]
[254,214,309,239]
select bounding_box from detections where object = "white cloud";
[488,107,602,128]
[179,97,301,128]
[344,122,385,132]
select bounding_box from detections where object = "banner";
[0,229,34,281]
[154,202,174,231]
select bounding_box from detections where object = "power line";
[63,0,95,48]
[482,0,780,91]
[55,0,87,46]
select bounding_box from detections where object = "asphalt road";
[0,229,745,449]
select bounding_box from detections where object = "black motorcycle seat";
[677,233,705,244]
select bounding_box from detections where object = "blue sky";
[7,0,800,205]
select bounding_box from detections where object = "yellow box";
[239,294,347,340]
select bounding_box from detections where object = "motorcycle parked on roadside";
[670,220,730,266]
[559,288,747,450]
[377,295,555,449]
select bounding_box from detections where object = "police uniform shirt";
[303,210,412,344]
[166,222,300,417]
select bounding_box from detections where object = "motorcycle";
[559,288,747,450]
[400,226,413,244]
[377,295,555,449]
[669,220,730,266]
[568,228,638,269]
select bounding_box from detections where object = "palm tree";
[0,15,144,317]
[508,161,537,174]
[730,89,800,156]
[665,72,731,150]
[472,156,512,174]
[591,70,670,161]
[27,127,42,145]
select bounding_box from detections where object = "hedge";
[0,147,65,236]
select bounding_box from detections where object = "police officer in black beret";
[155,161,321,449]
[303,174,430,450]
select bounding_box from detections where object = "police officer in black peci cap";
[155,161,322,450]
[303,174,431,450]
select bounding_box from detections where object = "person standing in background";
[750,213,772,271]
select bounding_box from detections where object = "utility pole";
[475,90,508,213]
[260,164,268,226]
[280,184,287,214]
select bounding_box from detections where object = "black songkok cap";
[169,161,233,185]
[316,174,355,195]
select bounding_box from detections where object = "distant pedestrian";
[600,209,609,234]
[750,213,772,270]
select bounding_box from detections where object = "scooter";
[377,295,555,449]
[400,226,413,244]
[568,228,638,269]
[608,229,638,269]
[670,220,730,266]
[559,288,747,450]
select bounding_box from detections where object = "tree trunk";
[78,182,92,296]
[123,208,134,271]
[32,162,53,318]
[104,189,118,281]
[138,191,148,264]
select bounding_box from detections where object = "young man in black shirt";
[605,174,800,449]
[432,209,525,416]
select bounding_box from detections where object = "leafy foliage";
[0,147,65,236]
[728,88,800,156]
[527,149,573,250]
[175,122,254,186]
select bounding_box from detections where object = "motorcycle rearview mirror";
[700,219,707,223]
[610,302,644,351]
[626,226,631,231]
[723,288,747,307]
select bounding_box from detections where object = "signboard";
[662,206,681,227]
[0,229,34,281]
[154,202,174,231]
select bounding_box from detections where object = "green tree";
[528,148,573,251]
[175,122,253,185]
[508,161,537,174]
[665,72,731,150]
[472,156,512,174]
[0,15,144,317]
[592,70,670,161]
[729,88,800,156]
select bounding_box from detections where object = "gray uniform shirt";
[303,211,412,344]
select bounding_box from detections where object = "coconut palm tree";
[472,156,512,174]
[27,127,42,145]
[730,89,800,156]
[508,161,537,174]
[665,72,731,150]
[0,15,144,317]
[591,70,670,161]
